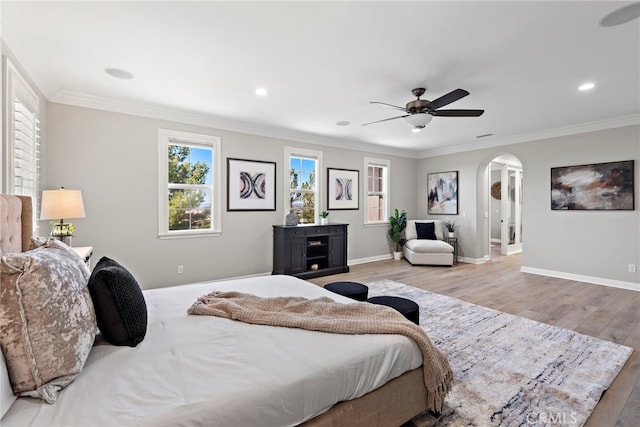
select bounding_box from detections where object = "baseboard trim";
[349,254,393,265]
[459,256,486,264]
[520,266,639,292]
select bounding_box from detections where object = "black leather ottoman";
[324,281,369,302]
[368,296,420,325]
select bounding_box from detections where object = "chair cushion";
[405,239,454,254]
[0,240,96,403]
[88,257,147,347]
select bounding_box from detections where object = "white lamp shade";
[40,189,86,221]
[404,113,433,128]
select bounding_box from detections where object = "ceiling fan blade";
[362,115,409,126]
[432,109,485,117]
[426,88,470,110]
[370,101,407,112]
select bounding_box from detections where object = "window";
[364,157,389,224]
[285,147,322,224]
[158,129,221,237]
[3,58,41,233]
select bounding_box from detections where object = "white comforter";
[2,275,422,427]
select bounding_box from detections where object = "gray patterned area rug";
[367,280,633,427]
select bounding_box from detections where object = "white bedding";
[2,275,422,427]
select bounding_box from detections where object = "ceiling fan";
[363,88,484,132]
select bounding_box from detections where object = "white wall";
[44,103,417,288]
[418,125,640,289]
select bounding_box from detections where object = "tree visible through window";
[289,156,316,223]
[159,129,219,237]
[167,144,212,230]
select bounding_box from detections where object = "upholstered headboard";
[0,194,33,255]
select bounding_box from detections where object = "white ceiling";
[2,1,639,157]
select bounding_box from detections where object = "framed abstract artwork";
[227,158,276,211]
[427,170,458,215]
[327,168,359,210]
[551,160,634,210]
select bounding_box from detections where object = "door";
[288,238,307,274]
[501,165,523,255]
[328,233,345,268]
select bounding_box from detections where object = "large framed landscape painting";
[551,160,634,210]
[227,158,276,211]
[327,168,359,210]
[427,171,458,215]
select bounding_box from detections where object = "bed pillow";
[415,222,437,240]
[0,240,96,404]
[88,257,147,347]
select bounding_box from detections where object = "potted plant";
[444,218,457,238]
[320,211,329,225]
[388,209,407,260]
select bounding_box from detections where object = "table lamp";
[40,188,86,242]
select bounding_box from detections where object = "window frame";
[284,146,322,224]
[2,57,41,234]
[158,129,221,238]
[364,157,390,225]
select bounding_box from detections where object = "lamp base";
[51,223,73,246]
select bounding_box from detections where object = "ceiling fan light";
[411,127,423,133]
[404,113,432,128]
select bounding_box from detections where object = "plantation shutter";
[4,59,41,233]
[12,98,40,198]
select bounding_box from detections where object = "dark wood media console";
[272,223,349,279]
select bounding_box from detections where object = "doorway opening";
[488,155,523,259]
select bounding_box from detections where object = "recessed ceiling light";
[105,68,134,79]
[255,88,268,96]
[336,121,350,126]
[578,82,595,91]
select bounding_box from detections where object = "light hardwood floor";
[308,252,639,427]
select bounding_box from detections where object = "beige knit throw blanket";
[188,291,453,413]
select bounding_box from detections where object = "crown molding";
[417,114,640,158]
[49,90,419,159]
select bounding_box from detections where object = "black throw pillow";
[88,256,147,347]
[415,222,437,240]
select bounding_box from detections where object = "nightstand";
[73,246,93,268]
[445,237,458,264]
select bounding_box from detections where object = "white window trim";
[3,57,41,234]
[284,146,322,224]
[158,129,221,238]
[364,157,390,226]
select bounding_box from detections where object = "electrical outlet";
[177,265,184,274]
[629,264,636,273]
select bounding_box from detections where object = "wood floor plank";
[308,253,638,427]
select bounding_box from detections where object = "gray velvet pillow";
[0,240,96,403]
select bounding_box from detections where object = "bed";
[0,194,435,426]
